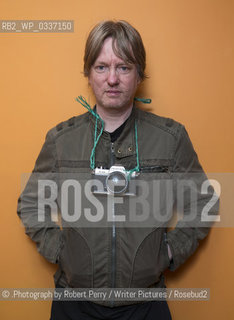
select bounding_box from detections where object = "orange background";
[0,0,234,319]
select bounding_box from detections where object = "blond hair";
[84,20,147,80]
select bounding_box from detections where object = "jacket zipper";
[110,142,116,302]
[110,142,115,167]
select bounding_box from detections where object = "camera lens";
[106,171,128,194]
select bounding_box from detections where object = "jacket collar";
[89,105,138,159]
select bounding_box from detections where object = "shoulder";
[135,107,184,139]
[45,112,90,141]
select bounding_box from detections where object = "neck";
[96,104,133,132]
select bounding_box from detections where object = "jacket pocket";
[58,228,93,288]
[130,228,170,287]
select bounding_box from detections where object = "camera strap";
[75,95,151,178]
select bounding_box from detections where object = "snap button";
[128,146,132,152]
[117,149,121,154]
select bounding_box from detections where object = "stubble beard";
[98,92,134,113]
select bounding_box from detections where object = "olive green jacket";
[17,106,217,307]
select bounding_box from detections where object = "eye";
[118,66,130,74]
[94,65,107,73]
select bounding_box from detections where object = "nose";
[107,67,119,86]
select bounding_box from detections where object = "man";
[17,20,217,319]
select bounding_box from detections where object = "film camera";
[92,165,138,196]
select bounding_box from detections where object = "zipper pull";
[110,142,115,167]
[111,143,115,154]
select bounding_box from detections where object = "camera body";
[92,165,138,196]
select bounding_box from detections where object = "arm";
[17,130,62,263]
[166,125,219,271]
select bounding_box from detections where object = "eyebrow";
[94,60,130,66]
[94,61,109,66]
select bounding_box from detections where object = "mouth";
[105,90,121,97]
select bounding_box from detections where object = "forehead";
[95,37,127,64]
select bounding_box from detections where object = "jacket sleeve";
[166,124,219,271]
[17,130,62,264]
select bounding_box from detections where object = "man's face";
[88,37,140,112]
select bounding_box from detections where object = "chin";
[104,104,127,110]
[102,98,131,110]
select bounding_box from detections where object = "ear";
[136,74,142,86]
[135,68,142,86]
[88,75,91,86]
